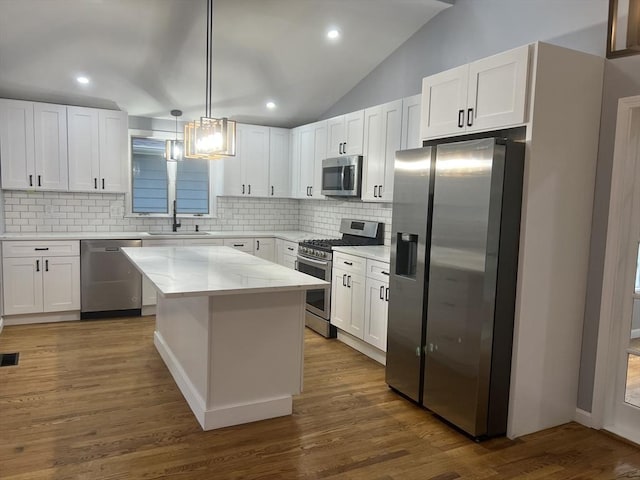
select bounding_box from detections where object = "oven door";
[296,255,332,319]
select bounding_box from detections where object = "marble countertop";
[332,245,390,263]
[0,230,315,242]
[121,245,328,298]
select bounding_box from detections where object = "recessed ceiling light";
[76,76,90,85]
[327,29,340,40]
[266,101,276,109]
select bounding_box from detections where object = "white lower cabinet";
[2,240,80,315]
[364,277,389,351]
[254,237,275,262]
[332,252,390,354]
[276,239,298,269]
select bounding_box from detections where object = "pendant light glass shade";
[184,116,236,159]
[184,0,236,160]
[165,109,184,162]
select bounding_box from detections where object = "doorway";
[592,95,640,445]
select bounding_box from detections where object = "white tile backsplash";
[2,192,391,243]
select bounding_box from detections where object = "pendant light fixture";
[165,109,183,162]
[184,0,236,159]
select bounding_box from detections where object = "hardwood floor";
[626,353,640,407]
[1,317,639,479]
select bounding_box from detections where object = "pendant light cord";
[205,0,213,119]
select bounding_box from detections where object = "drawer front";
[3,240,80,258]
[184,239,224,246]
[367,259,391,282]
[141,239,185,247]
[223,238,254,253]
[283,240,298,256]
[334,252,366,276]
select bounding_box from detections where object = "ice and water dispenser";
[395,233,419,278]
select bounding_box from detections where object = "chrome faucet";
[172,200,181,232]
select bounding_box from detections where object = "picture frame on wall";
[608,0,640,58]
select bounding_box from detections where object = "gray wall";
[322,0,625,413]
[321,0,607,118]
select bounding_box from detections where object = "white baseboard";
[574,408,594,428]
[142,305,156,316]
[631,328,640,339]
[336,330,386,365]
[4,311,80,326]
[154,330,292,431]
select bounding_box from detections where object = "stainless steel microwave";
[321,155,363,197]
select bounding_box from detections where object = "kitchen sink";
[146,231,210,236]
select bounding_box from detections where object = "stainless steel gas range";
[296,219,384,338]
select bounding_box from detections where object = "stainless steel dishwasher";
[80,239,142,318]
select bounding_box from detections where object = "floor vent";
[0,353,19,367]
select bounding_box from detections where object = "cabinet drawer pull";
[343,261,353,266]
[45,259,49,272]
[36,259,40,272]
[379,285,384,300]
[458,109,465,128]
[467,108,474,127]
[34,247,49,251]
[287,247,294,251]
[233,243,244,247]
[381,271,389,276]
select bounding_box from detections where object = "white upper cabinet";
[293,120,325,199]
[326,110,364,157]
[362,99,402,202]
[222,123,270,197]
[0,99,35,190]
[268,127,290,197]
[33,102,68,191]
[421,44,531,140]
[68,107,128,193]
[0,100,69,191]
[401,94,422,150]
[98,109,128,192]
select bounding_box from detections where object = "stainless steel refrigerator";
[385,137,524,439]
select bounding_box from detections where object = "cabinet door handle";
[347,275,351,288]
[343,142,347,154]
[29,174,33,187]
[373,185,378,198]
[242,184,245,194]
[34,247,49,251]
[344,261,352,266]
[467,108,474,127]
[306,186,310,196]
[271,186,274,196]
[102,178,105,190]
[343,274,347,287]
[94,178,97,189]
[256,240,260,250]
[380,285,384,300]
[36,259,40,272]
[385,287,389,302]
[45,259,49,272]
[287,247,294,251]
[248,184,251,195]
[379,185,383,196]
[458,109,465,128]
[38,175,41,187]
[310,186,313,196]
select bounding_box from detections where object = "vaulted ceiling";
[0,0,452,128]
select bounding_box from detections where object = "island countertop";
[121,245,328,298]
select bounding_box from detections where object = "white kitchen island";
[121,246,327,430]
